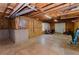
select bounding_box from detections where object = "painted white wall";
[55,23,65,33]
[42,23,50,31]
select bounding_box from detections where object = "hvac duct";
[9,3,25,17]
[15,8,34,17]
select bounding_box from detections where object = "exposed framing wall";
[74,19,79,31]
[24,16,43,38]
[13,16,43,39]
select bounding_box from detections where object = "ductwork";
[15,8,35,17]
[9,3,25,17]
[9,3,37,17]
[71,6,79,11]
[11,3,29,16]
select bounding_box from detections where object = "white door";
[55,23,65,33]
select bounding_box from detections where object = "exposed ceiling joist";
[35,3,49,8]
[2,3,10,17]
[0,3,79,21]
[42,3,64,11]
[41,3,54,8]
[29,4,63,16]
[59,3,79,12]
[29,3,64,16]
[32,3,67,17]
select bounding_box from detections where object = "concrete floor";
[0,33,79,55]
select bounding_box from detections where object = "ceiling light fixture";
[54,19,58,22]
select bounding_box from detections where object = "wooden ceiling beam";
[59,10,79,18]
[7,6,14,10]
[2,3,10,18]
[31,3,67,17]
[42,3,64,11]
[29,3,64,16]
[35,3,49,8]
[5,3,18,17]
[32,3,73,17]
[30,3,63,16]
[44,3,66,11]
[41,3,54,8]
